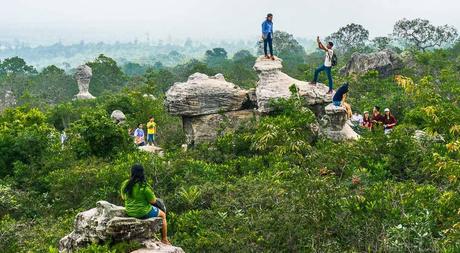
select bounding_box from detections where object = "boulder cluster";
[340,49,403,77]
[165,56,359,144]
[59,201,183,253]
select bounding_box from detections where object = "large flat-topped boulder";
[58,201,183,253]
[183,109,258,145]
[320,103,359,141]
[165,73,250,116]
[340,49,403,77]
[253,56,332,113]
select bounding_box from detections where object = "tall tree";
[326,23,369,53]
[205,48,228,67]
[85,54,127,96]
[393,18,458,51]
[0,57,37,76]
[372,36,392,50]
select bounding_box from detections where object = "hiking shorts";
[143,205,160,218]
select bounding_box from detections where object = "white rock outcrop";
[165,73,251,116]
[320,103,359,141]
[253,56,331,113]
[58,201,183,253]
[74,65,95,100]
[340,49,403,77]
[111,110,126,124]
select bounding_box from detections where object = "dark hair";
[137,123,143,128]
[374,106,381,112]
[124,164,146,196]
[267,13,273,17]
[328,41,334,47]
[149,116,154,119]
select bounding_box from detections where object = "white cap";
[384,108,390,112]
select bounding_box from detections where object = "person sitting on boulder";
[134,123,146,146]
[360,111,372,130]
[382,108,397,134]
[371,106,385,130]
[311,36,335,94]
[120,164,170,245]
[146,116,157,146]
[262,13,274,60]
[332,83,352,118]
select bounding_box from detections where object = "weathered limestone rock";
[165,73,250,116]
[139,145,164,157]
[183,109,258,145]
[58,201,183,253]
[413,130,445,143]
[74,65,95,100]
[111,110,126,124]
[340,49,403,77]
[0,90,16,111]
[320,103,359,141]
[253,56,331,113]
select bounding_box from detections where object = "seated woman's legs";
[343,102,352,118]
[158,210,170,244]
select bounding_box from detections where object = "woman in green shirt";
[120,164,170,244]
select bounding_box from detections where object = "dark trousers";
[263,34,273,56]
[313,64,333,90]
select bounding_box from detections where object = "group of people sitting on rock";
[261,13,336,94]
[328,82,397,134]
[129,116,157,146]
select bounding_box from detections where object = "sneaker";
[310,81,317,85]
[327,90,334,94]
[270,55,275,60]
[264,55,270,59]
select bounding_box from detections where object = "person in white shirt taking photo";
[310,36,336,94]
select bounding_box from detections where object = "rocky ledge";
[59,201,184,253]
[320,103,359,141]
[340,49,403,77]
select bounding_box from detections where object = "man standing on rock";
[311,36,335,94]
[262,13,275,60]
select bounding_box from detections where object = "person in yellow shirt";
[146,116,157,146]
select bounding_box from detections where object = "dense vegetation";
[1,23,459,252]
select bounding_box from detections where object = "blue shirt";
[134,128,144,138]
[333,83,349,102]
[262,20,273,37]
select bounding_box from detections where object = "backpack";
[331,52,338,67]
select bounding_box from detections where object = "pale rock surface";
[165,73,250,116]
[320,103,359,141]
[0,90,16,111]
[111,110,126,124]
[58,201,183,253]
[340,49,403,77]
[74,65,95,100]
[253,56,331,112]
[139,145,164,157]
[183,109,258,145]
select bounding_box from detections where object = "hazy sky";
[1,0,459,44]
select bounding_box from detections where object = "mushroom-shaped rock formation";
[165,73,257,145]
[58,201,184,253]
[253,56,332,113]
[340,49,403,77]
[165,73,252,116]
[74,65,96,100]
[320,103,359,141]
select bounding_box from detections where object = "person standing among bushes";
[311,36,335,94]
[120,164,170,245]
[332,83,352,118]
[360,111,372,130]
[134,123,146,146]
[371,106,385,130]
[262,13,275,60]
[146,116,157,146]
[382,108,397,134]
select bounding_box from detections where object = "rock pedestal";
[320,103,359,141]
[253,56,332,113]
[340,49,403,77]
[74,65,95,100]
[58,201,183,253]
[111,110,126,124]
[165,73,257,145]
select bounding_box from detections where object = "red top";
[361,117,372,129]
[382,115,397,129]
